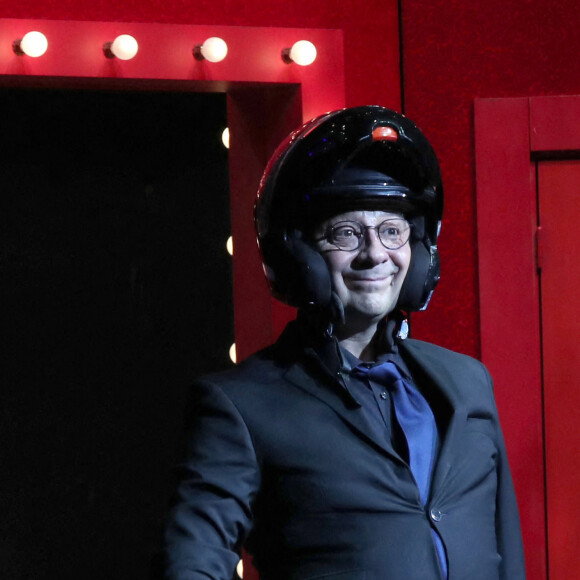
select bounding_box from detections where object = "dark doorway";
[0,87,233,579]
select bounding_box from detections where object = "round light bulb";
[288,40,317,66]
[226,236,233,256]
[18,31,48,58]
[236,559,244,578]
[110,35,139,60]
[229,343,237,364]
[221,127,230,149]
[199,37,228,63]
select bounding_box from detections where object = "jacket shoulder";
[400,338,492,385]
[402,338,483,365]
[193,340,296,397]
[197,321,307,391]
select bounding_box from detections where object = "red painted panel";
[474,97,546,580]
[402,0,580,356]
[538,160,580,580]
[227,87,303,360]
[531,96,580,153]
[0,18,345,104]
[0,1,401,114]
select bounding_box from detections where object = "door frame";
[475,95,580,580]
[0,18,355,359]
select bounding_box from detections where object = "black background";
[0,87,234,579]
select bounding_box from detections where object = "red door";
[538,160,580,579]
[475,95,580,580]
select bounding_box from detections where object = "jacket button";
[430,508,443,522]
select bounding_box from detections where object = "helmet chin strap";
[389,309,410,340]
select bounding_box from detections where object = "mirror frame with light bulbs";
[0,18,346,360]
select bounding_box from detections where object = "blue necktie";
[353,362,448,578]
[354,362,436,504]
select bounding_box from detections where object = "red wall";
[401,0,580,356]
[7,0,580,355]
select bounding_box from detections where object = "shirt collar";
[296,313,410,379]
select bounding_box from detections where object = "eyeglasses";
[316,218,412,251]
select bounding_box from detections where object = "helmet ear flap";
[266,231,332,308]
[397,241,440,312]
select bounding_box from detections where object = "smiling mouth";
[351,277,387,282]
[346,274,396,284]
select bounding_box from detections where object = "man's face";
[313,210,411,329]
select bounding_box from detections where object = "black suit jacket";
[162,323,526,580]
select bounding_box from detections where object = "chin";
[345,301,397,325]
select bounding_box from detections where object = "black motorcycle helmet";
[255,105,443,315]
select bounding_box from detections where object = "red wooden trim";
[227,87,303,360]
[537,160,580,579]
[0,19,344,96]
[530,95,580,153]
[474,97,547,580]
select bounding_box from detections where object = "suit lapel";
[274,322,469,482]
[398,340,469,495]
[283,363,404,462]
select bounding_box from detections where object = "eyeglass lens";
[328,219,410,250]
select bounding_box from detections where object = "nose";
[356,227,391,264]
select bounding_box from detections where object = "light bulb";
[282,40,317,66]
[14,31,48,58]
[221,128,230,149]
[226,236,233,256]
[194,37,228,63]
[104,35,139,60]
[229,343,237,364]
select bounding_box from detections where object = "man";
[161,106,526,579]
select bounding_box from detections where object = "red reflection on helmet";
[372,126,398,142]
